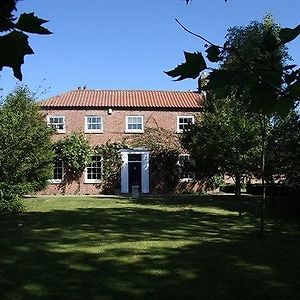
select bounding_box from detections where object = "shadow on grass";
[0,201,300,299]
[132,194,261,216]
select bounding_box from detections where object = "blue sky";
[1,0,300,100]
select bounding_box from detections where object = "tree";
[266,110,300,185]
[0,0,52,80]
[182,97,261,198]
[55,132,92,193]
[0,87,54,213]
[166,15,300,233]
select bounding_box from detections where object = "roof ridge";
[69,89,199,93]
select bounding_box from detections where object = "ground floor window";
[51,158,64,183]
[85,155,103,183]
[178,154,194,181]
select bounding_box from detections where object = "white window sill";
[179,178,194,182]
[85,130,104,134]
[125,130,144,134]
[55,130,66,134]
[48,179,63,184]
[84,179,101,184]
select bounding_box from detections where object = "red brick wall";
[40,107,201,195]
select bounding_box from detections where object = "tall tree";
[182,96,261,212]
[0,87,54,197]
[166,15,300,233]
[266,110,300,185]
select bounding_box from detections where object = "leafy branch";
[166,20,300,116]
[0,0,52,80]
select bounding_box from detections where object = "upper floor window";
[126,116,144,133]
[85,155,103,183]
[50,157,64,183]
[178,154,193,181]
[85,116,103,133]
[177,116,194,133]
[47,116,65,133]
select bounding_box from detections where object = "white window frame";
[47,115,65,133]
[49,158,64,184]
[178,154,194,181]
[84,155,103,183]
[177,116,195,133]
[85,115,103,133]
[125,116,144,133]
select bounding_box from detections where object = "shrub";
[220,184,236,193]
[0,191,24,215]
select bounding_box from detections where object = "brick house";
[40,88,203,195]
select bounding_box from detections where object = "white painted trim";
[48,179,63,184]
[176,115,195,133]
[84,115,103,133]
[141,152,150,193]
[178,153,194,180]
[125,116,144,133]
[84,155,103,184]
[47,115,66,133]
[120,149,150,193]
[121,152,129,193]
[49,158,64,183]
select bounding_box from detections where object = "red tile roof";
[40,89,203,110]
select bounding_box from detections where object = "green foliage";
[0,31,34,80]
[15,12,52,35]
[166,17,300,117]
[94,142,125,194]
[0,87,54,195]
[56,132,92,177]
[220,184,236,193]
[127,127,182,193]
[204,174,224,191]
[0,190,24,215]
[181,96,261,195]
[266,111,300,185]
[0,0,52,80]
[165,51,207,80]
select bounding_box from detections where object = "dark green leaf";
[283,64,297,71]
[262,29,278,52]
[165,51,207,81]
[205,70,234,90]
[15,13,52,35]
[279,24,300,44]
[269,98,295,118]
[285,70,298,85]
[248,85,277,115]
[0,31,34,80]
[205,45,222,62]
[288,82,300,98]
[0,0,17,32]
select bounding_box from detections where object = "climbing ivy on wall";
[94,142,127,194]
[126,127,183,193]
[55,132,92,193]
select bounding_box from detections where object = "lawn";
[0,195,299,300]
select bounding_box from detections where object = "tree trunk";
[235,173,242,217]
[260,115,267,235]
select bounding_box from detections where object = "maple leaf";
[0,31,34,80]
[165,51,207,81]
[15,13,52,35]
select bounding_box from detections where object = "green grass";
[0,195,300,300]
